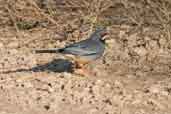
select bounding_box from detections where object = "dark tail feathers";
[35,48,64,53]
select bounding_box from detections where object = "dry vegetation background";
[0,0,171,114]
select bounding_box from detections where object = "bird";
[35,28,108,75]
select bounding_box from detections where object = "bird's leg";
[73,62,93,76]
[75,62,84,69]
[73,62,85,75]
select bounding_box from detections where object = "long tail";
[35,48,64,53]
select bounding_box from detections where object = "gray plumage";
[35,28,107,60]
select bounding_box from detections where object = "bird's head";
[91,27,110,45]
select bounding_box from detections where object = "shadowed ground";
[1,59,74,74]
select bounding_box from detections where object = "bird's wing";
[62,40,98,56]
[63,46,97,56]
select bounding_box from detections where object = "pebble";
[134,47,147,56]
[159,38,166,47]
[149,85,160,94]
[0,42,4,48]
[8,42,19,48]
[25,82,33,88]
[8,49,18,54]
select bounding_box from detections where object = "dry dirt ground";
[0,0,171,114]
[0,25,171,114]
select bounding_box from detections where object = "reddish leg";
[73,62,95,76]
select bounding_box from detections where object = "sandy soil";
[0,24,171,114]
[0,0,171,113]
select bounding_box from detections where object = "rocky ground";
[0,0,171,114]
[0,25,171,114]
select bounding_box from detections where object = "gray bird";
[35,28,108,74]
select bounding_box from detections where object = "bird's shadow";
[1,59,74,74]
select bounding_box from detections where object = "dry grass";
[0,0,171,44]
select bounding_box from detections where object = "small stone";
[149,85,160,94]
[159,38,166,47]
[63,72,72,77]
[149,40,158,49]
[0,42,4,48]
[9,49,18,54]
[8,42,19,48]
[161,91,169,96]
[48,88,54,93]
[134,47,147,56]
[25,82,33,88]
[105,83,111,88]
[96,79,103,85]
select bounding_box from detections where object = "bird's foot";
[73,68,95,76]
